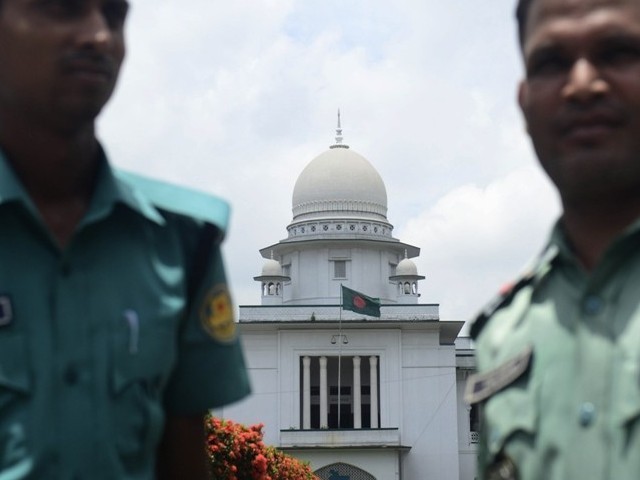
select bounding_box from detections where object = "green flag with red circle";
[341,285,381,317]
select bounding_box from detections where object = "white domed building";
[217,122,477,480]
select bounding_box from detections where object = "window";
[315,463,376,480]
[300,355,380,430]
[282,264,291,283]
[470,404,480,433]
[334,260,346,279]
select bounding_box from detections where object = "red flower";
[205,414,318,479]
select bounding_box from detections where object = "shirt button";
[583,296,603,315]
[64,365,79,385]
[578,402,596,427]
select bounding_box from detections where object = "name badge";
[464,345,533,405]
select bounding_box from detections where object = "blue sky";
[99,1,560,329]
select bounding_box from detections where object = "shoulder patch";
[464,345,533,405]
[200,284,237,342]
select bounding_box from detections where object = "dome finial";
[404,249,408,259]
[330,109,349,149]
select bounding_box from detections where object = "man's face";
[519,0,640,205]
[0,0,129,132]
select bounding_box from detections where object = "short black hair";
[516,0,533,46]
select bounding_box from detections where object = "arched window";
[403,282,411,294]
[315,462,376,480]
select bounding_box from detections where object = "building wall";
[219,323,470,480]
[456,369,478,480]
[215,332,281,444]
[400,330,460,480]
[280,245,402,304]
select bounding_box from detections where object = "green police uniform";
[0,148,250,479]
[467,219,640,480]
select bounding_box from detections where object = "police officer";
[0,0,250,478]
[467,0,640,478]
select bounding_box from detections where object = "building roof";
[291,145,388,223]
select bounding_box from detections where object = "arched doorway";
[315,462,376,480]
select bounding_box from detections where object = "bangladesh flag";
[341,285,381,317]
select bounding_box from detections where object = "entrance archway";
[315,462,376,480]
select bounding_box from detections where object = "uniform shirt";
[0,149,250,479]
[468,218,640,480]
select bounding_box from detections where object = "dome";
[396,258,418,276]
[261,259,283,277]
[291,146,388,222]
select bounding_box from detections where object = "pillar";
[320,356,328,428]
[303,356,311,429]
[353,356,362,429]
[370,356,378,428]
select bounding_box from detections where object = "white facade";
[218,127,477,480]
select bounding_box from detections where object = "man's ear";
[517,80,530,134]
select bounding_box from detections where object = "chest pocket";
[110,312,178,466]
[484,380,539,458]
[468,346,539,472]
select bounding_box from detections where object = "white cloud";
[398,165,560,329]
[96,0,559,329]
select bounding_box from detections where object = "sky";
[98,0,561,333]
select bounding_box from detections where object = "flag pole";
[337,283,343,429]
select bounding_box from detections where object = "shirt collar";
[0,145,165,227]
[87,148,165,226]
[0,150,31,205]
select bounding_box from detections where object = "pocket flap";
[485,382,538,455]
[111,322,176,394]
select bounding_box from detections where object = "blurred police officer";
[0,0,249,478]
[467,0,640,478]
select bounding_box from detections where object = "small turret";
[389,250,425,304]
[254,252,291,305]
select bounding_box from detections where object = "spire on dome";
[330,109,349,149]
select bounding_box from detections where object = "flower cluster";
[205,415,318,480]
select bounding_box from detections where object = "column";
[302,356,311,429]
[319,356,328,428]
[353,356,362,429]
[370,356,379,428]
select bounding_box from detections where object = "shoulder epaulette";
[469,275,534,340]
[469,243,560,340]
[115,170,230,233]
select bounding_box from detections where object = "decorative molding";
[287,220,393,239]
[293,199,387,218]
